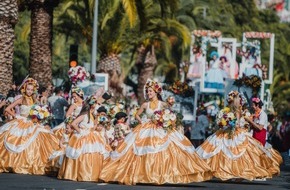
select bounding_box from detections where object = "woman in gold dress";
[196,90,282,181]
[57,95,111,181]
[0,77,60,175]
[99,79,212,185]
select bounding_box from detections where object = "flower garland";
[193,30,222,38]
[233,75,262,95]
[164,80,194,97]
[68,66,90,84]
[244,32,272,39]
[152,108,176,131]
[29,104,52,124]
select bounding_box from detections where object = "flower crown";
[227,90,246,106]
[88,95,98,105]
[144,79,162,99]
[252,97,261,103]
[71,87,84,98]
[20,77,39,95]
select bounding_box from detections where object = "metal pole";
[91,0,99,73]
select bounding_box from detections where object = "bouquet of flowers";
[68,66,90,84]
[152,108,177,131]
[129,105,140,128]
[29,104,52,124]
[216,107,237,136]
[64,116,74,125]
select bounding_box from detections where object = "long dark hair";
[79,98,93,123]
[156,93,163,101]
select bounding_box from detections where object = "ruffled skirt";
[196,127,282,181]
[0,116,61,175]
[52,122,66,140]
[99,122,212,185]
[57,130,111,181]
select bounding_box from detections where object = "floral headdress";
[252,97,261,104]
[71,87,84,99]
[227,90,246,106]
[143,79,163,99]
[87,95,98,105]
[20,77,39,95]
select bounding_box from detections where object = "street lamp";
[91,0,99,73]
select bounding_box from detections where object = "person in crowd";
[57,95,111,181]
[52,87,84,140]
[6,82,19,100]
[245,97,268,146]
[112,111,131,149]
[48,87,69,128]
[274,117,290,165]
[196,91,282,181]
[38,86,49,106]
[190,107,209,147]
[0,77,60,175]
[99,78,212,185]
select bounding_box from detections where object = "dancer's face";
[25,84,34,97]
[72,93,81,103]
[147,87,156,100]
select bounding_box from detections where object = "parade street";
[0,166,289,190]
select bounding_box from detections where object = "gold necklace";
[150,99,158,110]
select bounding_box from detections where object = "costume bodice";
[79,114,94,129]
[72,104,82,117]
[19,105,32,117]
[145,101,161,118]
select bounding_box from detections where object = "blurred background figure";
[48,87,69,128]
[190,107,209,147]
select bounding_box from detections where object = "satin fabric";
[99,122,213,185]
[52,122,66,140]
[57,115,111,182]
[0,116,61,175]
[196,127,282,181]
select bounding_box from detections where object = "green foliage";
[12,0,290,116]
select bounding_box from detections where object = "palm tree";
[54,0,127,96]
[26,0,59,87]
[0,0,18,95]
[124,0,191,103]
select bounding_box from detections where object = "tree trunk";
[0,0,18,95]
[97,54,124,98]
[137,45,157,104]
[29,1,53,87]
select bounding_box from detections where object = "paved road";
[0,166,289,190]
